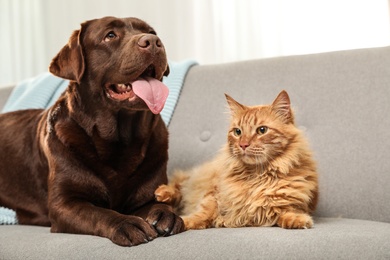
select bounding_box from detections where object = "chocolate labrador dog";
[0,16,184,246]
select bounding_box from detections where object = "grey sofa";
[1,46,390,259]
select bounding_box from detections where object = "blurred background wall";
[1,0,390,86]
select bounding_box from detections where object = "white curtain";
[1,0,390,86]
[1,0,47,86]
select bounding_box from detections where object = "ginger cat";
[155,90,318,230]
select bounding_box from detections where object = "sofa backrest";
[168,46,390,223]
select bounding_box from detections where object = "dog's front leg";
[50,201,158,246]
[48,174,159,246]
[45,143,159,247]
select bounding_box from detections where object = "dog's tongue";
[132,77,169,114]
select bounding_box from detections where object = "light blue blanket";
[0,207,18,225]
[0,60,197,225]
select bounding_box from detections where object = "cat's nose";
[240,143,249,150]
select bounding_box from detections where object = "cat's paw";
[182,216,209,230]
[213,216,226,227]
[155,185,175,204]
[277,212,313,229]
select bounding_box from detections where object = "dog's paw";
[110,216,158,246]
[277,212,313,229]
[154,185,175,204]
[146,204,184,236]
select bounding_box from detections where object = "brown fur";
[0,16,184,246]
[155,91,318,230]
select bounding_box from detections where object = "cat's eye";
[256,126,268,135]
[104,31,117,42]
[233,128,241,136]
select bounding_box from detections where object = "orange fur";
[155,90,318,230]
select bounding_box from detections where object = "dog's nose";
[138,35,162,50]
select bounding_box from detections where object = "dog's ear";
[163,64,170,77]
[49,29,85,83]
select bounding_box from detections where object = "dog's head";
[49,16,170,114]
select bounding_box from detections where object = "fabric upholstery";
[0,218,389,259]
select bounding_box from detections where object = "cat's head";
[225,90,298,166]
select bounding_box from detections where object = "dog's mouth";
[105,66,169,114]
[106,83,135,100]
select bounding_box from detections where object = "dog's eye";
[104,31,117,42]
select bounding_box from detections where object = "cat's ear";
[225,94,245,116]
[272,90,294,123]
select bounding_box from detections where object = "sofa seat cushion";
[1,218,389,259]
